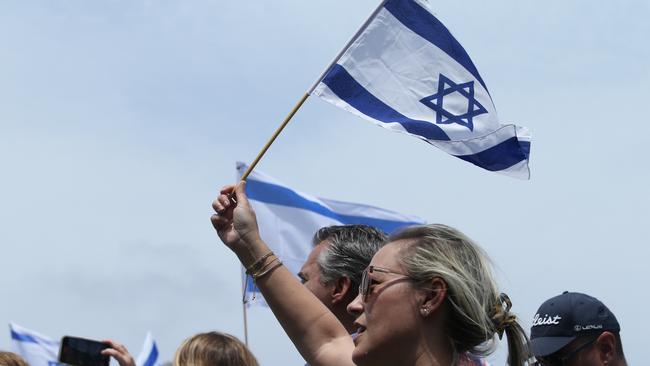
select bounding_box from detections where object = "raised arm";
[211,182,355,366]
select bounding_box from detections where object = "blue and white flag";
[237,162,425,305]
[9,323,63,366]
[135,332,160,366]
[311,0,531,179]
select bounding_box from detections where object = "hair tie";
[492,293,517,339]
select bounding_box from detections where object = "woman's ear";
[420,277,447,317]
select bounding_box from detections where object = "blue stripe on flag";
[11,329,38,344]
[246,178,422,234]
[322,64,450,141]
[142,343,159,366]
[384,0,489,94]
[454,138,530,171]
[245,275,256,292]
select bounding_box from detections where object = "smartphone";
[58,336,110,366]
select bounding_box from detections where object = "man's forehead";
[310,240,330,257]
[312,238,332,249]
[301,241,330,269]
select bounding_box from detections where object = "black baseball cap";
[530,291,620,357]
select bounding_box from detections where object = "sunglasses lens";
[362,271,367,295]
[360,268,369,297]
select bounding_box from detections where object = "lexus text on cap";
[530,291,620,357]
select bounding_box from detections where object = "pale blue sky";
[1,1,649,365]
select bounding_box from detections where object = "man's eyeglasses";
[359,265,412,301]
[534,336,598,366]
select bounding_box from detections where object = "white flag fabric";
[135,332,160,366]
[312,0,531,179]
[9,323,63,366]
[9,323,160,366]
[237,162,425,305]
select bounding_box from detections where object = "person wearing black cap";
[530,291,627,366]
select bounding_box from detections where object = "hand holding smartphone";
[58,336,110,366]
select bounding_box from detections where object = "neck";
[411,339,453,366]
[411,319,454,366]
[332,304,357,334]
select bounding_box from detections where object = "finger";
[101,349,133,366]
[102,340,121,351]
[213,193,235,212]
[218,194,231,209]
[104,339,128,352]
[233,181,250,207]
[101,349,123,359]
[101,348,119,356]
[102,340,129,355]
[211,214,231,230]
[212,197,225,213]
[219,184,235,195]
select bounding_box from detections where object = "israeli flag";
[135,332,160,366]
[237,162,425,305]
[312,0,531,179]
[9,323,63,366]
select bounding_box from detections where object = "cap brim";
[531,336,576,357]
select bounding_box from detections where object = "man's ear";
[420,277,447,317]
[331,276,353,304]
[594,331,617,363]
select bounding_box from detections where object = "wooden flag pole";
[238,92,310,182]
[241,267,250,347]
[238,1,387,183]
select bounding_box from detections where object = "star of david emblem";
[419,74,488,131]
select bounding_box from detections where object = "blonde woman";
[173,332,258,366]
[212,182,532,366]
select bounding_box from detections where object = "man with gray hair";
[297,224,387,333]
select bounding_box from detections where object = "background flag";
[312,0,531,179]
[9,323,62,366]
[237,162,425,305]
[135,332,160,366]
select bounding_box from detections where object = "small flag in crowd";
[9,323,160,366]
[237,162,425,305]
[135,332,160,366]
[312,0,531,179]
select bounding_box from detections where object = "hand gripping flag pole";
[237,0,389,183]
